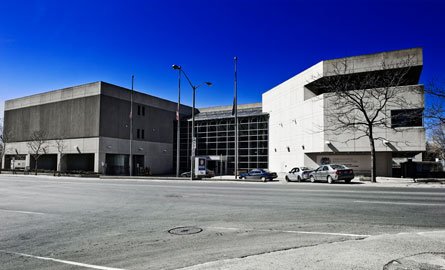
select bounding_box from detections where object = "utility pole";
[234,57,238,179]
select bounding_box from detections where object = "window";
[142,106,145,116]
[141,129,145,139]
[137,105,141,116]
[391,109,423,128]
[136,129,140,139]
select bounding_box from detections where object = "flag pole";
[129,75,134,177]
[234,57,238,179]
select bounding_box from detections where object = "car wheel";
[327,176,333,184]
[285,176,289,182]
[297,176,301,182]
[261,176,267,182]
[345,179,351,184]
[240,176,246,180]
[310,176,315,183]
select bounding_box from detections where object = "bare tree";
[27,130,48,175]
[312,55,421,182]
[55,138,67,174]
[424,81,445,126]
[0,120,10,173]
[430,124,445,160]
[422,81,445,162]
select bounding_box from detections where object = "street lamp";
[171,64,212,180]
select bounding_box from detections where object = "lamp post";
[172,64,212,180]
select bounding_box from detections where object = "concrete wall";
[323,48,423,76]
[322,85,425,153]
[99,137,173,175]
[306,152,392,176]
[263,62,325,173]
[4,82,100,141]
[99,95,175,143]
[5,95,100,142]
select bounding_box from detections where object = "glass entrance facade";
[174,104,269,175]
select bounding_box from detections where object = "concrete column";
[25,154,31,169]
[1,154,5,170]
[94,152,99,173]
[57,153,61,172]
[96,152,106,174]
[57,153,67,172]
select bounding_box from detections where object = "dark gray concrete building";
[2,81,193,175]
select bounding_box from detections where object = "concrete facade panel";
[99,137,173,174]
[99,95,175,144]
[4,96,100,142]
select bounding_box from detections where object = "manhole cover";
[168,226,203,235]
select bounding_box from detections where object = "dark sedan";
[239,169,278,182]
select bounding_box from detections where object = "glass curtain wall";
[174,114,268,174]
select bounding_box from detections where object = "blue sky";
[1,0,444,118]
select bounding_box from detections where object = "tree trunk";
[368,131,377,183]
[34,158,38,175]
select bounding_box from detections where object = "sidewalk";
[178,231,445,270]
[2,172,444,187]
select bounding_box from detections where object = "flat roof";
[194,103,266,121]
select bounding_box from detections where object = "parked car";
[285,167,314,182]
[309,164,354,184]
[239,168,278,181]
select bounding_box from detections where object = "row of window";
[137,105,146,116]
[136,129,145,139]
[391,109,423,128]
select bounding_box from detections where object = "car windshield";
[301,167,311,171]
[331,165,347,169]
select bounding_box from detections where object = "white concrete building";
[263,48,425,176]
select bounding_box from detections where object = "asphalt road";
[0,175,444,270]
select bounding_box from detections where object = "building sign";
[195,157,207,176]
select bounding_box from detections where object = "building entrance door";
[133,155,145,176]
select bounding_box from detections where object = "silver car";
[285,167,313,182]
[309,164,354,184]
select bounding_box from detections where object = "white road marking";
[207,226,240,231]
[207,226,370,238]
[0,209,46,215]
[0,250,126,270]
[416,230,445,235]
[354,200,444,206]
[260,229,370,238]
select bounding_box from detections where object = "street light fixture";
[171,64,212,180]
[172,64,182,178]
